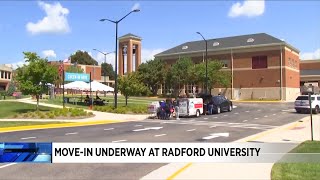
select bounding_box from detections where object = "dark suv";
[208,96,233,114]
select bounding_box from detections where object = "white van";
[178,98,203,117]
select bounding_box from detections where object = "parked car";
[294,95,320,114]
[208,96,233,114]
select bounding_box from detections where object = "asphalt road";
[0,102,308,180]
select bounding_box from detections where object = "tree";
[70,50,98,65]
[101,63,115,80]
[15,52,59,110]
[118,72,150,106]
[137,59,166,95]
[66,65,84,73]
[6,82,16,96]
[171,57,194,96]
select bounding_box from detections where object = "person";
[96,94,101,100]
[175,98,180,120]
[84,95,90,105]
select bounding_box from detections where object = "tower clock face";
[123,46,127,54]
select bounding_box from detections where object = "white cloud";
[300,48,320,60]
[228,0,265,18]
[131,3,140,11]
[11,61,29,70]
[42,50,56,58]
[94,48,164,71]
[26,1,70,35]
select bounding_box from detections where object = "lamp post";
[100,9,140,109]
[197,32,208,94]
[93,49,115,84]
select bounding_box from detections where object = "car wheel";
[216,107,221,114]
[196,110,200,117]
[228,104,232,112]
[314,106,319,114]
[296,109,301,113]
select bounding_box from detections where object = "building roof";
[300,59,320,63]
[155,33,299,57]
[118,33,142,40]
[300,70,320,76]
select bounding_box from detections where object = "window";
[4,72,7,79]
[247,38,254,43]
[317,97,320,101]
[252,56,267,69]
[213,42,219,46]
[221,60,229,68]
[0,71,3,79]
[8,72,11,79]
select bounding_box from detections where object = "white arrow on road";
[202,133,229,140]
[133,127,163,132]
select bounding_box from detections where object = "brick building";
[300,59,320,86]
[49,62,114,87]
[0,64,13,91]
[155,33,300,101]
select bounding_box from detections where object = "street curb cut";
[0,120,123,133]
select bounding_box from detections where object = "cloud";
[94,48,164,71]
[42,50,57,58]
[228,0,265,18]
[300,48,320,60]
[131,3,140,11]
[26,1,70,35]
[11,61,29,70]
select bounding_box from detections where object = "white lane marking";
[210,126,216,128]
[273,114,276,115]
[197,121,205,123]
[282,109,295,112]
[243,120,248,122]
[203,118,208,120]
[0,163,17,169]
[21,137,36,140]
[223,115,228,116]
[264,115,268,117]
[112,140,127,143]
[133,127,163,132]
[233,106,237,108]
[234,113,239,114]
[245,111,250,112]
[213,117,218,119]
[254,118,259,120]
[104,128,114,131]
[134,125,143,127]
[202,133,229,140]
[186,129,196,132]
[65,132,78,135]
[228,123,241,125]
[154,134,166,137]
[257,110,261,111]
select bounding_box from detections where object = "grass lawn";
[0,101,53,118]
[0,121,66,128]
[41,95,159,108]
[271,140,320,180]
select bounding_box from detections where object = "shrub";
[13,114,18,118]
[48,114,55,119]
[23,113,29,118]
[87,112,94,116]
[39,114,45,119]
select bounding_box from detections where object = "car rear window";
[296,96,315,100]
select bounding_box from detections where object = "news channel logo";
[0,142,52,163]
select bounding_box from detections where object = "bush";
[48,114,55,119]
[13,114,18,118]
[87,112,94,116]
[39,114,45,119]
[23,113,29,118]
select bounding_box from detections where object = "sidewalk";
[2,98,149,122]
[142,115,320,180]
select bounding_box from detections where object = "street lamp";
[197,32,208,95]
[100,8,140,109]
[93,48,115,84]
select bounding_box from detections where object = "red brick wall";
[85,66,101,81]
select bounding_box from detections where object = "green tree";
[15,52,59,110]
[66,65,84,73]
[118,72,150,106]
[171,57,194,96]
[6,82,16,96]
[137,59,166,95]
[70,50,98,65]
[101,63,115,80]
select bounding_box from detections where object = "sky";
[0,0,319,69]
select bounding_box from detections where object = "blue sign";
[65,72,90,82]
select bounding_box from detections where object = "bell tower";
[118,33,142,76]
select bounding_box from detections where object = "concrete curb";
[0,120,122,133]
[141,116,310,180]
